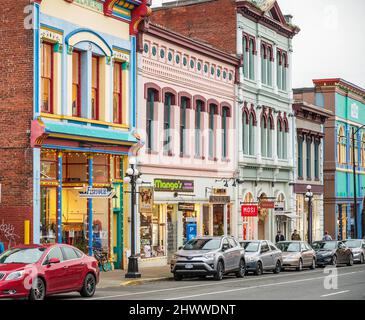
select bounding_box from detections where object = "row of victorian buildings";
[0,0,364,269]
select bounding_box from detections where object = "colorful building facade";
[136,22,239,266]
[312,79,365,240]
[292,89,332,241]
[0,0,151,269]
[151,0,300,242]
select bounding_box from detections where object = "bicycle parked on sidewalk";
[93,247,113,272]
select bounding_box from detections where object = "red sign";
[260,201,275,209]
[241,205,258,217]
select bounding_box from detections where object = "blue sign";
[186,224,197,241]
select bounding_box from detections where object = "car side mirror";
[178,246,183,250]
[48,258,60,265]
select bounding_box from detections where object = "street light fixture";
[124,157,143,279]
[305,185,314,244]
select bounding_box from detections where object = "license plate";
[185,264,194,269]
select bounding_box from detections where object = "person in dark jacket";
[275,231,285,243]
[291,229,301,241]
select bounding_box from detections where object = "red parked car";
[0,244,99,300]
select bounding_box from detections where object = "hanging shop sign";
[209,196,231,204]
[274,202,285,212]
[154,179,194,193]
[241,204,259,217]
[139,187,154,213]
[178,203,195,211]
[259,201,275,209]
[213,188,227,195]
[79,187,114,199]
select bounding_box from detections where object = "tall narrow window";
[41,43,53,113]
[306,138,312,179]
[282,121,288,159]
[277,52,282,90]
[243,37,248,78]
[222,107,229,159]
[282,54,287,91]
[267,48,272,86]
[242,112,249,155]
[249,113,255,156]
[261,116,267,157]
[261,46,267,85]
[163,94,172,155]
[298,136,303,178]
[314,140,320,179]
[180,98,188,156]
[249,39,255,80]
[195,100,202,157]
[146,89,155,151]
[267,117,273,157]
[91,56,99,120]
[209,104,217,158]
[72,51,81,117]
[277,120,283,159]
[338,126,346,165]
[113,62,123,124]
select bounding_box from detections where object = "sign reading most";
[154,179,194,193]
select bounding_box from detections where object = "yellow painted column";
[53,43,63,115]
[24,220,30,245]
[99,56,112,122]
[65,47,73,117]
[122,62,129,126]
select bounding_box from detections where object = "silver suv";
[170,236,246,281]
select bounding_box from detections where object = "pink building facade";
[136,22,239,266]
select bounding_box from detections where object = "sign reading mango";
[154,179,194,193]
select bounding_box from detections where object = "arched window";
[361,133,365,167]
[261,114,267,157]
[249,39,255,80]
[261,45,267,85]
[222,106,230,159]
[277,119,283,159]
[243,36,249,78]
[180,97,189,156]
[337,126,346,164]
[282,119,288,159]
[298,136,304,178]
[277,51,282,90]
[282,53,287,91]
[267,116,273,157]
[249,112,255,156]
[195,100,203,157]
[146,88,157,151]
[209,104,218,158]
[242,110,249,155]
[267,47,272,86]
[163,93,173,155]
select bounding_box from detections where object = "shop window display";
[93,154,109,184]
[40,187,57,243]
[62,153,88,183]
[41,151,57,181]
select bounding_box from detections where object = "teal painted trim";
[33,149,41,244]
[43,145,129,155]
[113,181,124,269]
[130,36,136,128]
[40,23,64,34]
[65,28,113,56]
[62,39,68,116]
[88,157,93,256]
[112,45,131,53]
[42,119,138,143]
[57,154,63,243]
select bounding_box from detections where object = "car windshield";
[183,239,221,251]
[277,242,300,252]
[312,242,336,250]
[242,242,260,252]
[0,248,46,264]
[344,240,362,248]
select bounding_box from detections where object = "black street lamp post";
[305,185,313,244]
[124,157,143,279]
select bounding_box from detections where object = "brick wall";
[151,0,237,55]
[0,1,34,247]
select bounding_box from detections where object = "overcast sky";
[151,0,365,89]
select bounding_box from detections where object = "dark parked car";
[343,239,365,264]
[312,241,353,267]
[240,240,283,275]
[0,244,99,300]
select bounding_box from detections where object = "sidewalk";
[98,265,172,288]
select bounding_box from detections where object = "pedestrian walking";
[322,231,332,241]
[275,230,285,243]
[291,229,301,241]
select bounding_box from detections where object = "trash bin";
[0,242,4,254]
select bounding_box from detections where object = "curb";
[120,276,172,287]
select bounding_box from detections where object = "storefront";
[40,149,126,268]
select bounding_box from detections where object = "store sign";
[260,201,275,209]
[351,103,359,119]
[209,196,231,204]
[79,187,114,199]
[139,187,154,213]
[154,179,194,193]
[241,204,258,217]
[274,202,285,212]
[178,203,195,211]
[213,188,227,195]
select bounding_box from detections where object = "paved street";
[50,264,365,300]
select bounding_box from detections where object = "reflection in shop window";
[114,156,123,180]
[93,154,109,184]
[41,151,57,180]
[62,153,88,183]
[40,187,57,243]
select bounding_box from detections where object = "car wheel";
[332,255,337,267]
[173,273,183,281]
[296,259,303,271]
[214,261,224,281]
[29,278,46,301]
[273,260,281,274]
[80,273,97,298]
[254,261,263,276]
[236,259,246,278]
[347,254,354,267]
[310,258,316,270]
[360,254,364,264]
